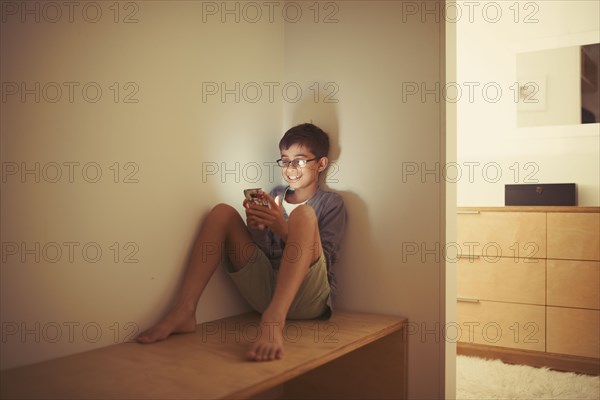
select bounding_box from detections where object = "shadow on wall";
[146,133,251,327]
[290,95,382,312]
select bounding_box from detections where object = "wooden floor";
[1,311,407,399]
[458,342,600,376]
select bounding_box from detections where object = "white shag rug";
[456,355,600,400]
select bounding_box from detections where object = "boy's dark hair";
[279,123,330,159]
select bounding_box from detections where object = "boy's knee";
[288,204,316,223]
[209,203,237,220]
[211,203,235,214]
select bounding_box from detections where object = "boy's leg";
[247,205,322,361]
[136,203,258,343]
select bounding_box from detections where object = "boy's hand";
[243,199,265,231]
[244,193,288,242]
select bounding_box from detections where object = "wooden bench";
[1,311,407,399]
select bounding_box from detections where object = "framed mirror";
[517,43,599,127]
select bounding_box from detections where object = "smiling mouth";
[287,175,300,182]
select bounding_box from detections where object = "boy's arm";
[248,224,271,250]
[245,185,288,256]
[317,194,347,269]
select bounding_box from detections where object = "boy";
[136,123,346,362]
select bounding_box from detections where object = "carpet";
[456,355,600,399]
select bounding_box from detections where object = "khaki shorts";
[225,246,331,320]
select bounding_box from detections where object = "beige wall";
[1,0,282,368]
[1,1,448,398]
[282,3,447,398]
[445,8,458,398]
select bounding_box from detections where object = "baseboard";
[457,343,600,376]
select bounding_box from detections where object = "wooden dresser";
[456,206,600,374]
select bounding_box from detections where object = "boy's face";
[279,144,327,191]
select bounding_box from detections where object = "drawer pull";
[457,210,481,215]
[457,297,480,303]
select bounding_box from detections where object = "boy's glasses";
[276,158,318,168]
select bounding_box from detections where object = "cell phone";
[244,188,270,207]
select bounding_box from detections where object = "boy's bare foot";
[135,309,197,344]
[246,313,285,362]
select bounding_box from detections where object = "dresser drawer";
[547,307,600,358]
[456,300,545,351]
[457,257,545,305]
[457,212,546,258]
[547,260,600,309]
[547,213,600,261]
